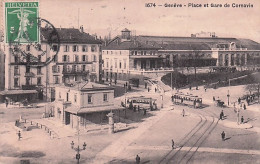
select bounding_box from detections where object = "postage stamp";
[5,1,39,43]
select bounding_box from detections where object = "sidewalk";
[91,106,173,163]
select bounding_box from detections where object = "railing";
[62,69,89,75]
[212,48,247,51]
[25,72,35,77]
[130,67,174,72]
[22,85,36,90]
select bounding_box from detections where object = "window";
[52,45,58,51]
[106,60,109,68]
[93,55,96,62]
[74,55,79,62]
[119,61,122,69]
[135,51,137,55]
[14,56,19,63]
[91,45,96,52]
[59,92,61,99]
[54,76,60,84]
[52,65,60,73]
[14,78,19,87]
[88,94,92,104]
[26,77,30,85]
[82,45,87,52]
[64,45,69,52]
[134,60,137,68]
[37,77,42,85]
[53,55,58,62]
[82,55,86,61]
[103,93,108,102]
[107,51,108,54]
[74,94,77,103]
[26,66,30,73]
[26,45,30,51]
[124,60,126,69]
[63,55,68,62]
[82,65,86,71]
[37,66,42,75]
[92,64,96,72]
[14,66,19,75]
[38,55,41,62]
[73,45,78,52]
[115,59,117,68]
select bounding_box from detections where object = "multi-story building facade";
[0,27,102,102]
[102,29,260,81]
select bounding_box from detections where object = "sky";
[1,0,260,42]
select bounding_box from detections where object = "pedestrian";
[171,95,174,102]
[221,131,225,141]
[5,98,8,108]
[148,87,150,92]
[213,96,215,101]
[244,104,246,110]
[189,85,192,90]
[182,109,185,117]
[133,105,136,112]
[137,105,140,112]
[124,84,125,89]
[145,82,147,89]
[17,130,22,141]
[241,116,244,124]
[143,109,147,116]
[238,97,241,104]
[172,139,175,149]
[204,87,207,92]
[136,155,140,164]
[220,110,224,120]
[126,82,128,88]
[155,88,157,92]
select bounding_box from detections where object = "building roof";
[65,104,124,114]
[0,90,38,95]
[103,32,260,51]
[56,82,114,92]
[102,36,160,50]
[41,28,102,44]
[137,36,260,50]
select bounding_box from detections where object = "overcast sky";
[2,0,260,42]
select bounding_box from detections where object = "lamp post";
[227,79,230,106]
[227,90,230,106]
[70,141,87,164]
[71,116,87,164]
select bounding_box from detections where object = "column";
[107,112,114,134]
[234,54,237,66]
[228,54,232,66]
[222,54,225,67]
[245,53,248,66]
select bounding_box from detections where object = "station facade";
[102,29,260,81]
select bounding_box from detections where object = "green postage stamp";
[5,1,39,43]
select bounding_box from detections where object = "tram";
[172,92,202,108]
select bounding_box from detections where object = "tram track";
[159,109,219,164]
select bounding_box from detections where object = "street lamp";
[227,90,230,106]
[70,141,87,164]
[227,79,230,106]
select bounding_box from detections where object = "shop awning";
[0,90,38,95]
[65,104,125,114]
